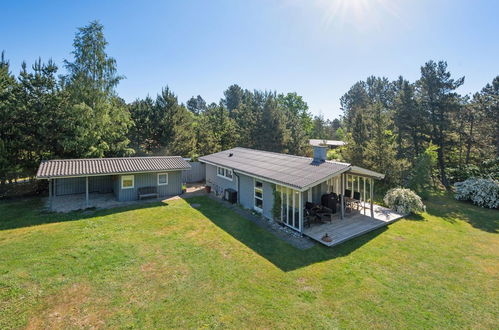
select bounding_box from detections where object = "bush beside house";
[384,188,425,214]
[454,178,499,209]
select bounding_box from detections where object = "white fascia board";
[299,166,351,191]
[349,166,385,179]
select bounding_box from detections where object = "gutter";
[233,171,241,204]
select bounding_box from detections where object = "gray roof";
[199,147,350,190]
[309,139,346,147]
[37,156,191,179]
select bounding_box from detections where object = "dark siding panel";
[158,171,183,197]
[116,171,183,202]
[238,173,254,210]
[55,177,85,196]
[55,176,114,196]
[205,164,237,194]
[182,162,205,183]
[89,176,113,193]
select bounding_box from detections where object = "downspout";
[234,171,240,204]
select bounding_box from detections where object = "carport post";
[85,176,89,207]
[48,178,52,209]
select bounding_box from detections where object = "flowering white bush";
[454,178,499,209]
[383,188,425,214]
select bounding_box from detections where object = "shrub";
[454,178,499,209]
[408,144,437,199]
[383,188,425,214]
[272,185,282,221]
[447,157,499,184]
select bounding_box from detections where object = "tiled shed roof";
[199,147,350,190]
[37,156,191,178]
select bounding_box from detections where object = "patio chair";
[350,191,361,210]
[304,202,321,227]
[339,193,353,213]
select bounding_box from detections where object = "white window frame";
[157,173,168,186]
[254,179,263,212]
[121,175,135,189]
[216,166,233,181]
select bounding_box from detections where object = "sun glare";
[286,0,402,32]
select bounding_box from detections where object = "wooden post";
[280,187,283,222]
[340,173,344,219]
[286,187,289,224]
[85,176,89,207]
[298,191,303,233]
[292,189,296,227]
[363,177,366,215]
[370,178,374,218]
[48,178,52,210]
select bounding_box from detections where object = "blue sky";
[2,0,498,119]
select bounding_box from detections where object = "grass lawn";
[0,193,497,328]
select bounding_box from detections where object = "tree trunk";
[465,118,474,164]
[496,120,499,157]
[437,140,449,188]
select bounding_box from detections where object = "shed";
[37,156,191,211]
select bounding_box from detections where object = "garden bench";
[138,186,159,200]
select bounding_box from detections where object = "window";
[121,175,134,189]
[158,173,168,185]
[254,180,263,212]
[217,166,233,181]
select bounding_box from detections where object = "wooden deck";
[303,203,405,247]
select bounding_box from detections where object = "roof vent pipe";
[312,145,327,164]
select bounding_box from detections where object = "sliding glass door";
[278,185,300,231]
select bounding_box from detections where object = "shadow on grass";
[1,195,388,272]
[424,193,499,233]
[186,196,386,272]
[0,197,171,231]
[405,213,426,221]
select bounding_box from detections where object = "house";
[36,156,191,210]
[309,139,346,149]
[199,146,400,246]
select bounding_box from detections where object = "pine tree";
[479,76,499,157]
[393,78,424,161]
[186,95,207,115]
[152,87,196,157]
[416,60,464,188]
[363,102,408,185]
[0,52,21,183]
